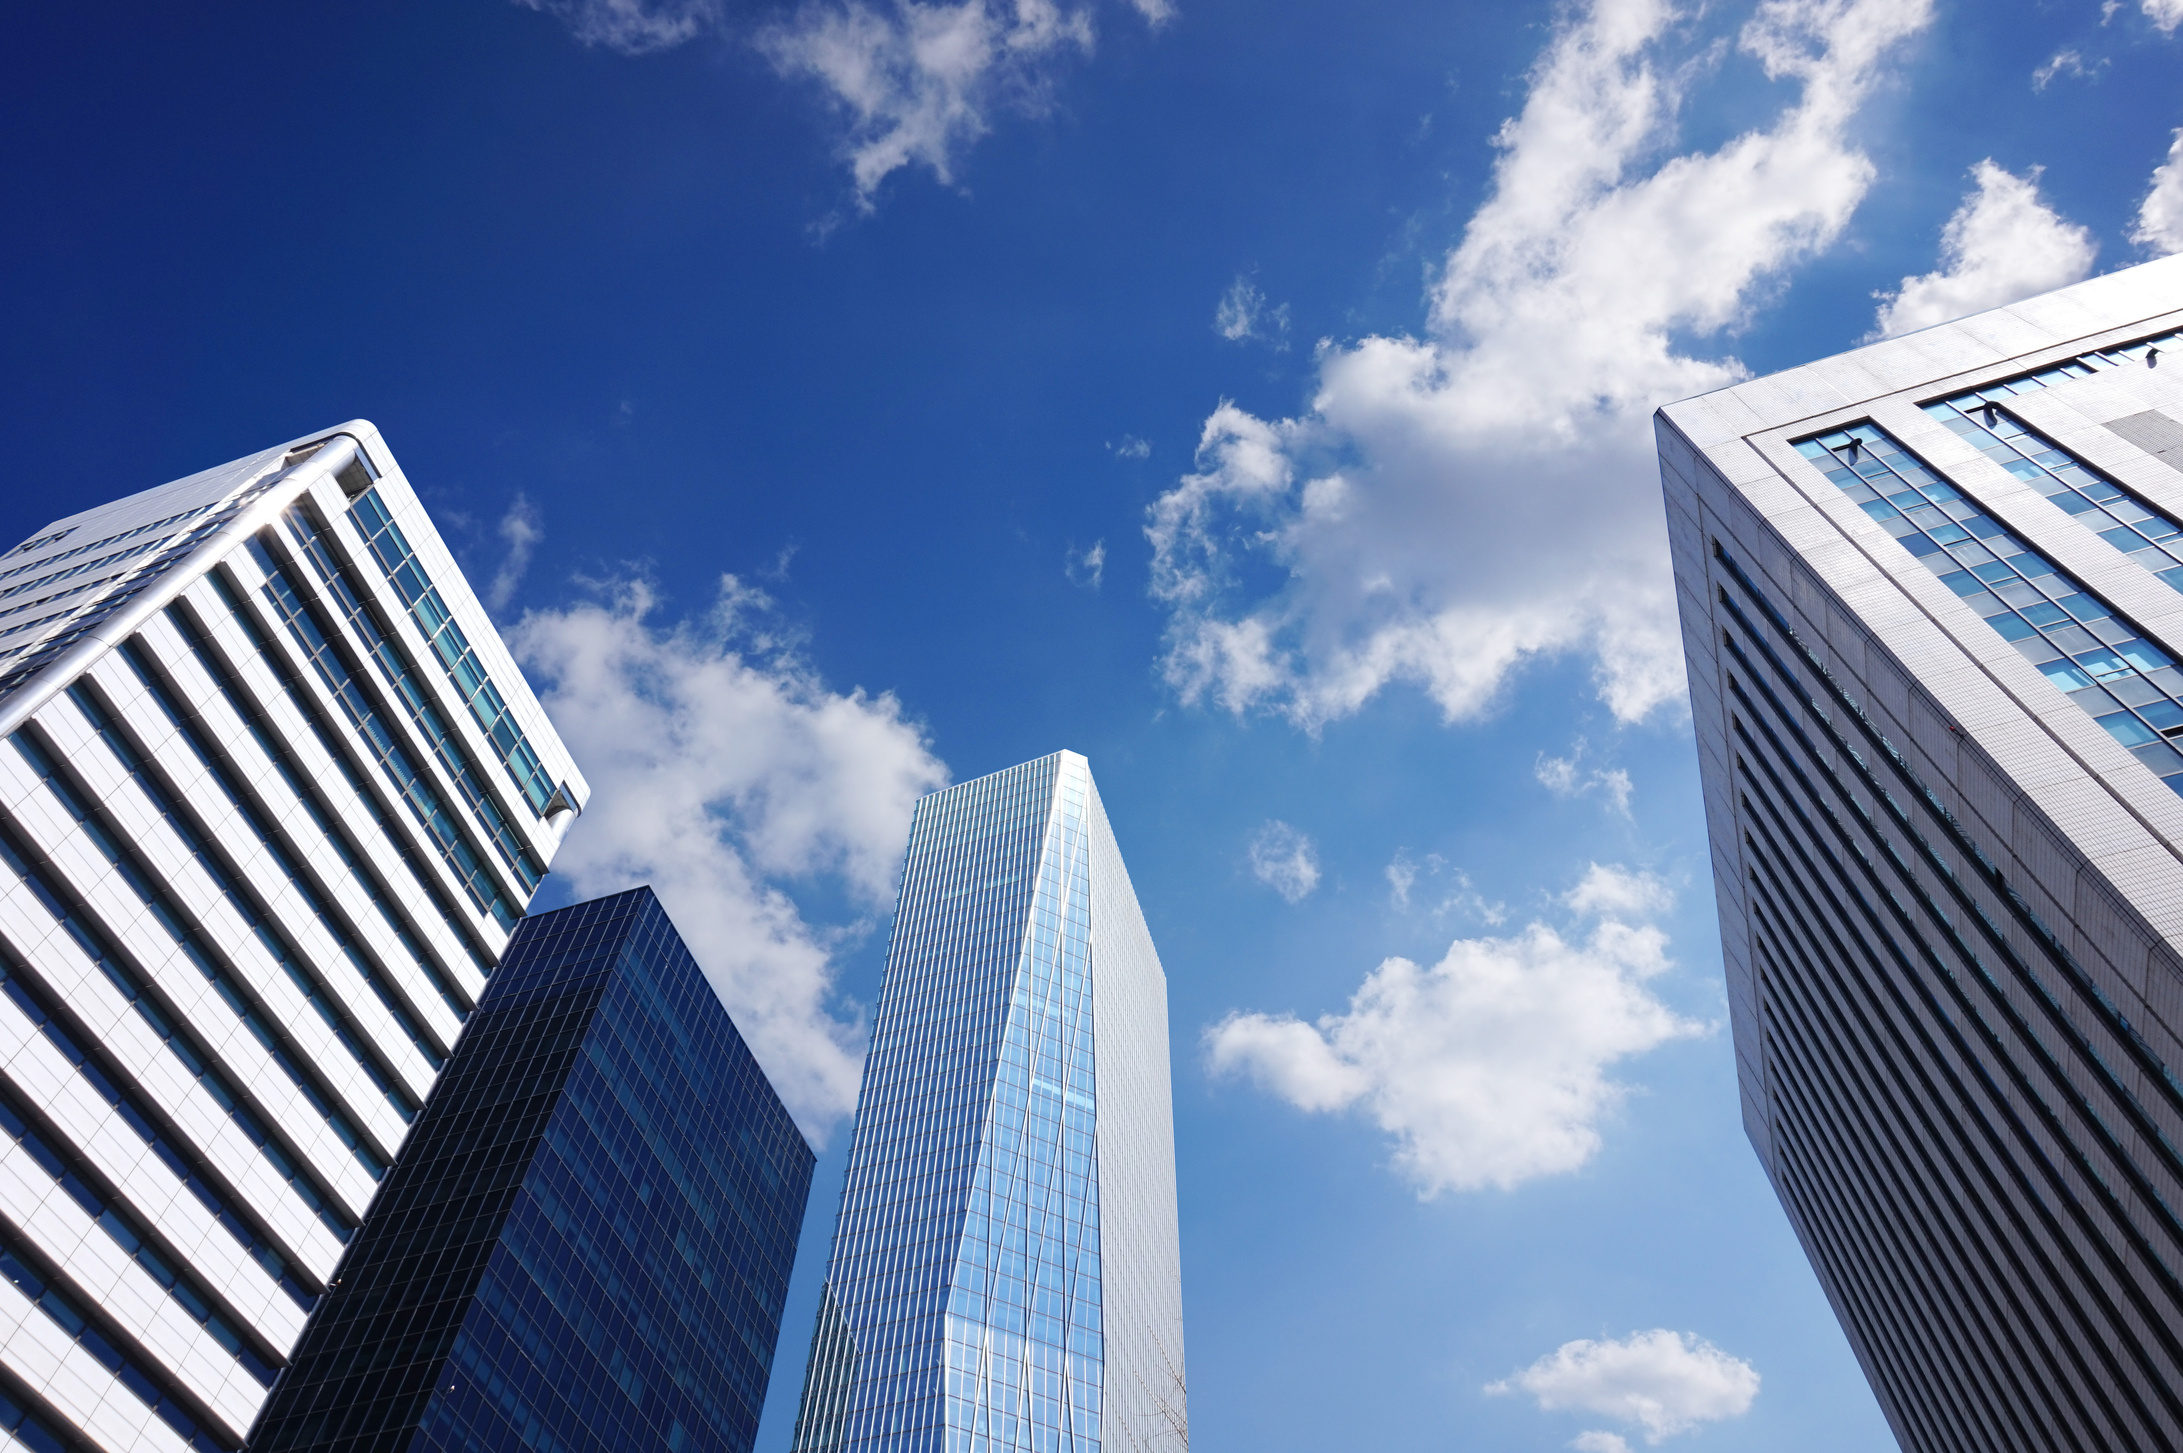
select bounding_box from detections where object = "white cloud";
[2135,130,2183,255]
[508,575,948,1138]
[1489,1330,1760,1443]
[1871,160,2097,339]
[761,0,1160,211]
[2147,0,2183,34]
[1109,434,1153,460]
[1065,539,1107,588]
[1535,738,1634,815]
[1248,820,1321,903]
[1206,864,1703,1193]
[1572,1434,1633,1453]
[1146,0,1933,736]
[1214,275,1290,348]
[1385,850,1507,922]
[2031,48,2102,90]
[1564,862,1672,918]
[512,0,717,53]
[487,493,545,614]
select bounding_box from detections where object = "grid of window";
[247,538,523,929]
[9,733,389,1178]
[348,490,558,817]
[0,953,317,1307]
[0,824,355,1242]
[943,767,1103,1453]
[280,506,544,889]
[1797,424,2183,795]
[249,888,813,1453]
[0,1088,276,1386]
[1706,544,2183,1452]
[793,756,1109,1453]
[1925,391,2183,590]
[0,1231,233,1453]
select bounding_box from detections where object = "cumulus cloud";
[2136,131,2183,255]
[487,493,545,614]
[509,575,948,1137]
[761,0,1160,211]
[1489,1330,1761,1443]
[1248,820,1321,903]
[1214,275,1290,348]
[512,0,718,53]
[1871,160,2097,338]
[2147,0,2183,34]
[1535,738,1634,815]
[1146,0,1933,735]
[1206,863,1704,1194]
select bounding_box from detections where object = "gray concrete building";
[1658,254,2183,1452]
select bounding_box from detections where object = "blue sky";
[6,1,2183,1448]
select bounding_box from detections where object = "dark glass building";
[245,887,814,1453]
[1660,256,2183,1451]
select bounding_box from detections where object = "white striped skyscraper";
[790,752,1185,1453]
[0,424,584,1452]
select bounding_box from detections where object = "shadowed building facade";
[245,887,813,1453]
[1660,254,2183,1451]
[791,751,1185,1453]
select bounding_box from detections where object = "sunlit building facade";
[790,751,1185,1453]
[245,886,814,1453]
[0,424,586,1451]
[1660,255,2183,1452]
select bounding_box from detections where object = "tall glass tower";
[0,424,584,1453]
[790,751,1184,1453]
[1660,254,2183,1452]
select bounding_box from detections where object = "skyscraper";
[1659,255,2183,1452]
[244,886,815,1453]
[790,751,1184,1453]
[0,424,585,1452]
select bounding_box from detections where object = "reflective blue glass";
[247,888,813,1453]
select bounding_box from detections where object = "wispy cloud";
[2136,130,2183,255]
[512,0,718,53]
[1066,539,1107,588]
[759,0,1160,212]
[1206,863,1702,1194]
[1489,1330,1760,1445]
[487,493,545,614]
[1109,434,1153,460]
[1385,850,1507,922]
[2146,0,2183,34]
[1535,738,1634,815]
[1214,274,1290,348]
[1248,819,1321,903]
[1146,0,1935,735]
[2030,48,2102,90]
[509,574,948,1138]
[1871,160,2095,338]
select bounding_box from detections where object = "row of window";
[1798,427,2183,791]
[10,733,388,1180]
[0,1087,276,1386]
[281,506,543,893]
[101,649,445,1080]
[0,958,316,1307]
[349,490,558,819]
[0,819,355,1242]
[0,1230,235,1453]
[249,539,521,930]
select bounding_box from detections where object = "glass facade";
[246,887,814,1453]
[791,752,1184,1453]
[1797,425,2183,793]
